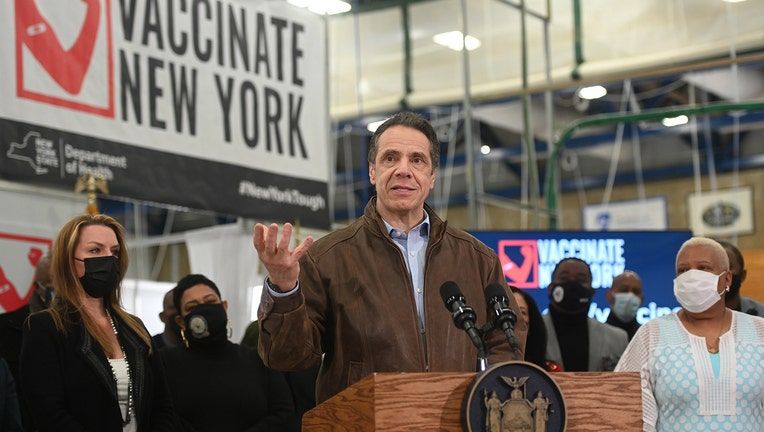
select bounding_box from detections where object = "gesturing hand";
[253,223,314,290]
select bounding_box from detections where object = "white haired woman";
[615,237,764,431]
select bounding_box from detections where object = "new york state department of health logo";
[462,361,566,432]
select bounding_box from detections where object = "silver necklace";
[106,310,134,426]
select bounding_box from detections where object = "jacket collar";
[76,316,118,404]
[364,197,447,241]
[74,310,149,419]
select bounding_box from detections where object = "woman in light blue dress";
[616,237,764,432]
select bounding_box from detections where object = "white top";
[108,357,136,432]
[615,311,764,432]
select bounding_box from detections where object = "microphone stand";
[476,345,488,372]
[451,305,488,372]
[484,285,523,360]
[440,282,490,372]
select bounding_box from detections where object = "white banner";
[582,197,668,231]
[184,223,262,342]
[1,0,330,228]
[0,186,85,312]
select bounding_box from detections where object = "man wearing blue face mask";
[542,257,629,371]
[605,270,644,340]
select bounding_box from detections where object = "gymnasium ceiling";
[325,0,764,224]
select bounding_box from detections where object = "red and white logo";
[15,0,114,117]
[0,232,52,313]
[498,240,539,288]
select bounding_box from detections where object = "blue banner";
[471,230,693,324]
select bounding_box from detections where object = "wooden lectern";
[302,371,641,431]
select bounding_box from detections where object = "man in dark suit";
[542,257,629,371]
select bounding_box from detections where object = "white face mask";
[673,269,728,313]
[611,292,641,322]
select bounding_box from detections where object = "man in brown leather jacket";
[253,111,528,403]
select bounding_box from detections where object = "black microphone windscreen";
[440,281,462,308]
[484,283,507,303]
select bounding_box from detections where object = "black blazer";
[19,309,177,431]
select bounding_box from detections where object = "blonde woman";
[19,214,177,431]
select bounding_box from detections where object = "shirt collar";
[383,213,431,238]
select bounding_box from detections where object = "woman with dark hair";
[161,274,299,432]
[19,214,177,431]
[509,286,555,371]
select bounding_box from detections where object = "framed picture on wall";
[687,187,754,237]
[582,196,668,231]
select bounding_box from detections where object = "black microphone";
[484,283,522,359]
[439,281,488,368]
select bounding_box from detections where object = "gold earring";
[180,328,189,349]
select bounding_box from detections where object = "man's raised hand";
[253,222,314,290]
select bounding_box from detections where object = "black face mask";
[728,273,743,298]
[77,256,120,299]
[549,280,593,315]
[182,303,228,349]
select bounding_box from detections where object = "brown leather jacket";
[258,198,528,403]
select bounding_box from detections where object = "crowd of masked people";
[0,215,313,432]
[1,112,763,431]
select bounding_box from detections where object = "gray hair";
[676,237,729,271]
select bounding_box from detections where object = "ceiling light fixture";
[481,145,491,155]
[287,0,351,15]
[433,31,481,51]
[577,85,607,100]
[662,115,689,127]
